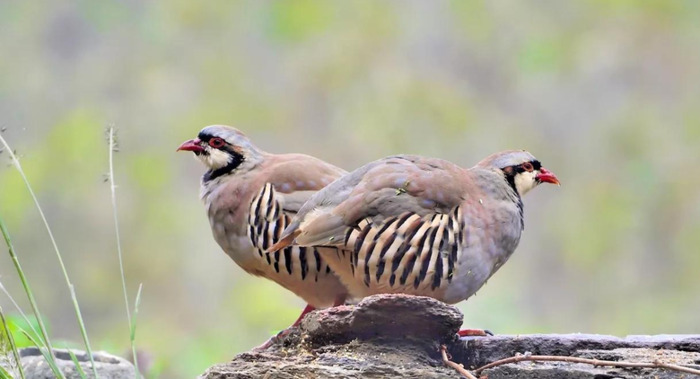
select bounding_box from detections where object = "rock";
[200,294,700,379]
[301,293,463,346]
[456,334,700,378]
[20,348,135,379]
[202,294,462,379]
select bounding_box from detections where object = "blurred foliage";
[1,1,699,378]
[3,314,42,349]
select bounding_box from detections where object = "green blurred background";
[1,1,699,377]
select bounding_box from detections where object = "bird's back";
[274,154,524,303]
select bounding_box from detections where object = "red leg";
[332,294,347,307]
[254,298,348,351]
[290,295,345,329]
[253,303,317,351]
[457,328,494,337]
[291,304,316,327]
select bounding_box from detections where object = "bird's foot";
[457,328,493,337]
[251,328,294,352]
[251,337,275,352]
[252,303,322,352]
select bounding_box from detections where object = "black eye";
[522,162,534,172]
[209,137,225,148]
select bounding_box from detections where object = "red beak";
[177,138,204,153]
[536,167,560,185]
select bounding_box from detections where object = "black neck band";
[203,151,244,182]
[504,170,524,230]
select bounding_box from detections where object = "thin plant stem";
[0,219,56,367]
[16,326,63,378]
[0,244,63,379]
[0,365,13,379]
[0,366,14,379]
[17,329,62,377]
[0,135,97,377]
[130,284,143,378]
[130,284,143,343]
[0,283,41,345]
[66,348,88,379]
[0,306,26,379]
[107,128,139,376]
[473,354,700,376]
[66,284,97,377]
[439,345,477,379]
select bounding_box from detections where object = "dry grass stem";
[440,345,478,379]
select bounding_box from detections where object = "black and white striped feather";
[248,183,333,283]
[342,206,465,294]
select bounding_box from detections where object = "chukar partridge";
[270,151,559,311]
[177,125,349,331]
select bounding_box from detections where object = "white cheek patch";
[196,148,232,170]
[514,171,538,195]
[208,148,233,169]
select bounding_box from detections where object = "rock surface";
[201,294,700,378]
[456,334,700,378]
[19,348,135,379]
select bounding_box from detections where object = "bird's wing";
[246,154,347,279]
[272,155,468,250]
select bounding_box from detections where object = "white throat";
[514,171,538,195]
[196,147,232,170]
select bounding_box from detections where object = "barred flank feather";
[343,207,464,293]
[248,183,334,282]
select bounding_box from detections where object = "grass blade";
[0,134,97,378]
[129,284,143,343]
[0,306,25,379]
[130,284,143,378]
[0,283,42,348]
[0,219,56,367]
[0,365,13,379]
[17,327,63,378]
[66,285,96,377]
[107,127,140,376]
[66,348,88,379]
[0,287,64,377]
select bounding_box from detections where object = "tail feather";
[268,229,300,253]
[269,206,350,252]
[293,212,347,247]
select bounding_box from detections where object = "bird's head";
[177,125,263,181]
[478,150,560,196]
